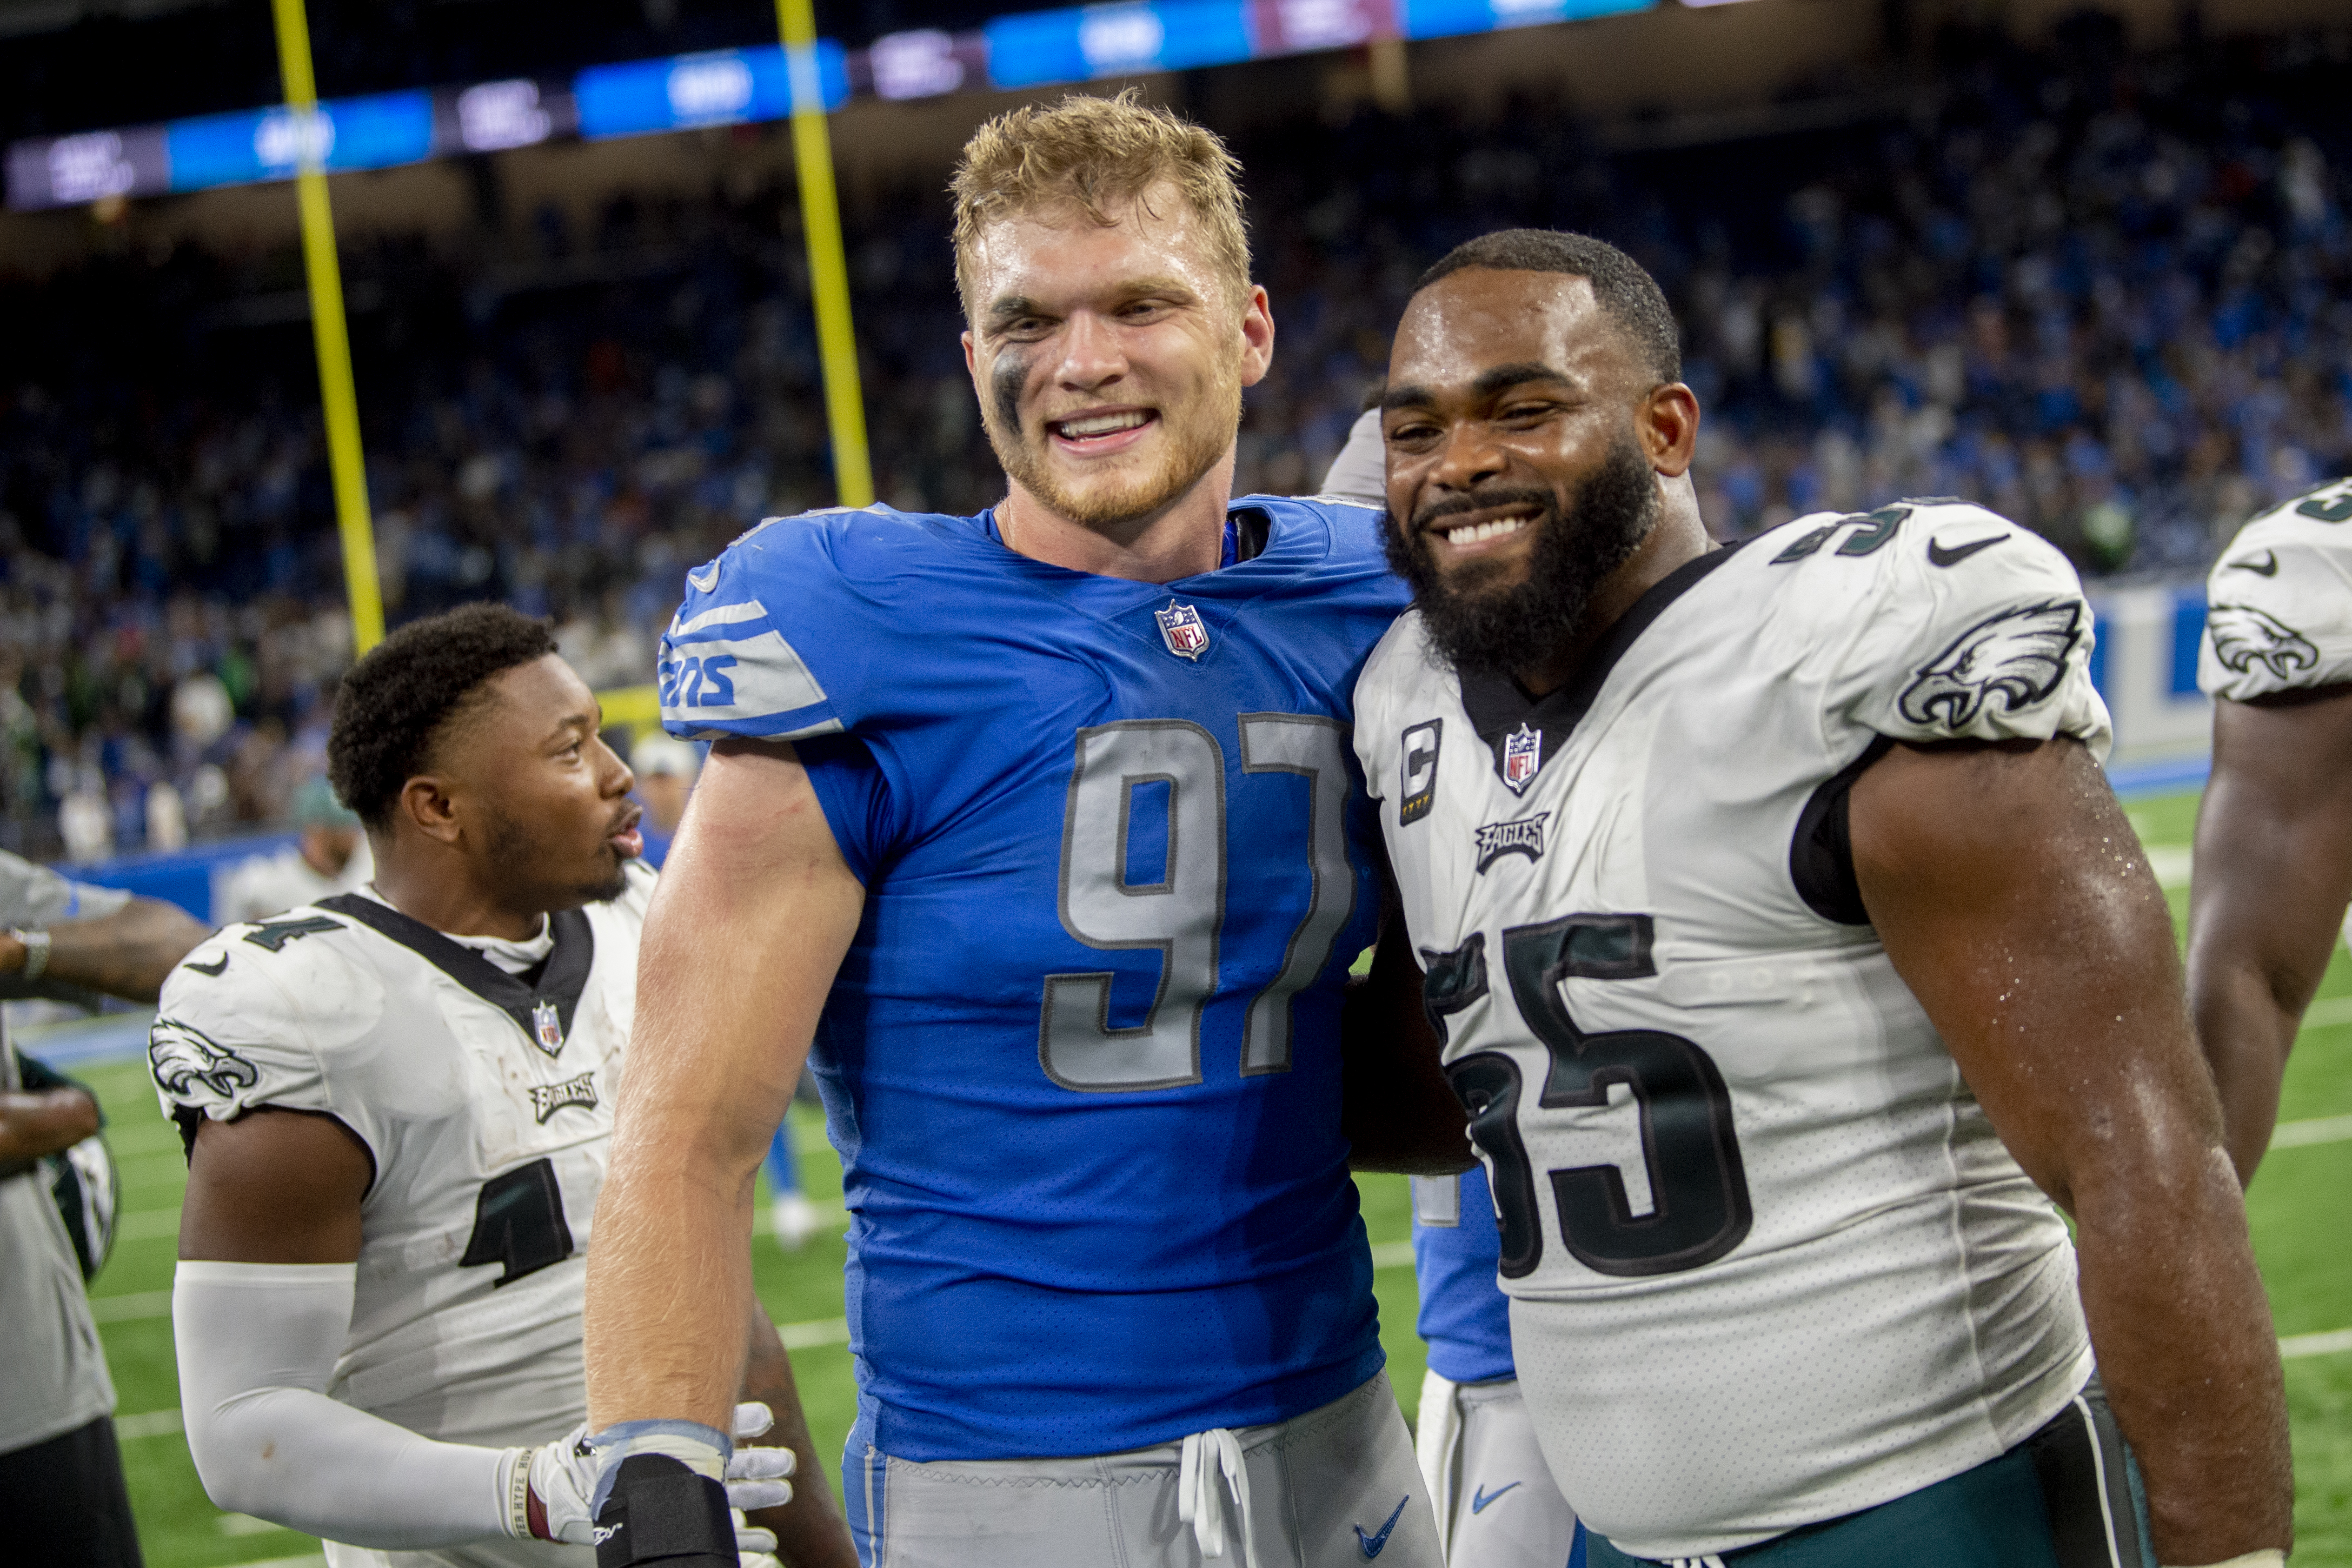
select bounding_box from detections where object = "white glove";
[520,1401,796,1551]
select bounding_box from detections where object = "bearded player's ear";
[1640,382,1701,480]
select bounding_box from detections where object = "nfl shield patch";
[531,999,566,1057]
[1501,723,1543,794]
[1154,601,1210,661]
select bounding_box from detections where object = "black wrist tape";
[593,1453,737,1567]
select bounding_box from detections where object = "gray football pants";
[1416,1370,1583,1568]
[846,1371,1440,1568]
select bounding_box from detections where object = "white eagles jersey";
[151,865,652,1475]
[2199,475,2352,701]
[1356,501,2109,1560]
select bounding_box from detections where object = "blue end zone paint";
[2105,753,2211,799]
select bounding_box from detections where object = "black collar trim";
[1460,541,1748,787]
[318,894,596,1049]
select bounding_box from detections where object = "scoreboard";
[6,0,1656,211]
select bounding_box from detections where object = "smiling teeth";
[1055,411,1150,437]
[1444,517,1529,544]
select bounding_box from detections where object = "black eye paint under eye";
[991,347,1031,436]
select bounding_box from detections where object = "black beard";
[1383,437,1660,682]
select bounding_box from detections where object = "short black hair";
[1413,229,1681,386]
[328,603,559,828]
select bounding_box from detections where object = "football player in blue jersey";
[582,92,1451,1568]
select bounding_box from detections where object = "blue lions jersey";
[660,497,1410,1461]
[1411,1165,1517,1384]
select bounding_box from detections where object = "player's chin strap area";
[1179,1427,1258,1568]
[589,1420,737,1568]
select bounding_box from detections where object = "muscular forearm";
[584,1131,761,1436]
[739,1301,857,1568]
[10,898,209,1002]
[2188,961,2300,1185]
[0,1086,100,1165]
[2071,1147,2294,1562]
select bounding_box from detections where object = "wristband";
[2162,1554,2286,1568]
[10,928,49,981]
[502,1447,532,1540]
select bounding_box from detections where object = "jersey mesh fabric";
[661,499,1408,1461]
[1411,1166,1514,1385]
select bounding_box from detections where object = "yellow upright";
[776,0,875,508]
[267,0,386,652]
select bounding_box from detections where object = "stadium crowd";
[0,23,2346,859]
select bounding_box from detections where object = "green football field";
[52,785,2352,1565]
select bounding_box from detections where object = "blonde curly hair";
[949,89,1252,321]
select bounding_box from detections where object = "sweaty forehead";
[1390,270,1625,391]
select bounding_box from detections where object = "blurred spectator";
[212,776,373,924]
[1,25,2346,856]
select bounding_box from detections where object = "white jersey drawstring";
[1178,1429,1256,1568]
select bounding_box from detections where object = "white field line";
[2270,1112,2352,1149]
[2280,1328,2352,1360]
[2298,995,2352,1030]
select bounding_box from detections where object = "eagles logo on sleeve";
[1897,601,2082,730]
[149,1016,261,1104]
[2206,604,2321,683]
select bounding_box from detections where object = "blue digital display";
[163,91,435,192]
[574,43,848,141]
[1402,0,1649,40]
[985,1,1256,90]
[12,0,1660,207]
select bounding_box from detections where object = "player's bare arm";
[180,1105,373,1263]
[0,1073,102,1172]
[2187,683,2352,1182]
[1342,892,1476,1175]
[1851,736,2293,1564]
[584,739,862,1430]
[1,894,206,1003]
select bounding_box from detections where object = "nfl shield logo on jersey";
[1501,723,1542,794]
[1154,601,1210,661]
[530,1000,565,1057]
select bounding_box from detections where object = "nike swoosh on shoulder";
[687,561,721,593]
[1926,534,2008,568]
[183,953,229,977]
[2228,550,2280,576]
[1354,1494,1411,1558]
[1470,1481,1522,1513]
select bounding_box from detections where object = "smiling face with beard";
[1380,267,1703,697]
[1383,435,1659,680]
